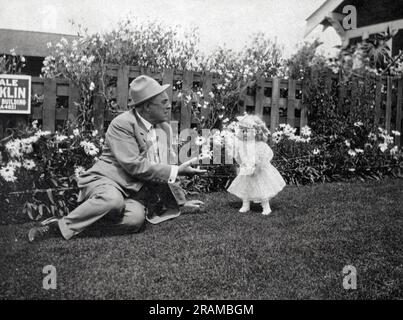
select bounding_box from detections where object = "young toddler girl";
[227,114,286,215]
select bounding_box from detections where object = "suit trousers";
[58,184,146,240]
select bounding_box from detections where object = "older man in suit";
[28,75,205,242]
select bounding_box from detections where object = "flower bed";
[179,121,403,192]
[1,118,402,223]
[0,121,101,221]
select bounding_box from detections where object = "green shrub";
[0,121,102,220]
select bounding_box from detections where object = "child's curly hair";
[237,114,270,142]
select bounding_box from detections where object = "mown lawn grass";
[0,178,402,300]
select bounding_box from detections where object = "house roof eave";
[0,28,79,57]
[304,0,346,37]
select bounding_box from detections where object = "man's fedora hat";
[129,75,170,106]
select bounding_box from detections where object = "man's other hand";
[178,157,207,176]
[182,200,204,209]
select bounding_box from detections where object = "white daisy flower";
[348,149,357,157]
[21,142,33,154]
[283,125,296,137]
[80,141,99,156]
[0,166,17,182]
[199,150,213,160]
[22,159,36,170]
[195,136,206,146]
[7,160,22,168]
[390,146,399,155]
[378,143,388,153]
[300,125,312,137]
[74,166,85,178]
[368,133,377,141]
[55,135,68,142]
[383,135,394,145]
[272,131,283,144]
[6,140,23,158]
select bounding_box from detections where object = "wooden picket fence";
[335,74,402,147]
[0,64,402,148]
[93,65,307,133]
[0,77,80,136]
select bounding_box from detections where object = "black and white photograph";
[0,0,402,304]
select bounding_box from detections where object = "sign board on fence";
[0,74,31,114]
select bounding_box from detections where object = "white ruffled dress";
[227,141,286,202]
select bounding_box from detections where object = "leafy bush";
[0,121,102,220]
[271,123,402,184]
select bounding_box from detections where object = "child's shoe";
[239,200,250,213]
[262,201,272,215]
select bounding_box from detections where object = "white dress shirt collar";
[136,111,153,132]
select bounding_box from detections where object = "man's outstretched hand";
[182,200,204,209]
[178,157,207,176]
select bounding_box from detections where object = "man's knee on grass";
[96,189,126,214]
[123,200,146,233]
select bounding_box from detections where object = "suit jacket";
[77,109,186,223]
